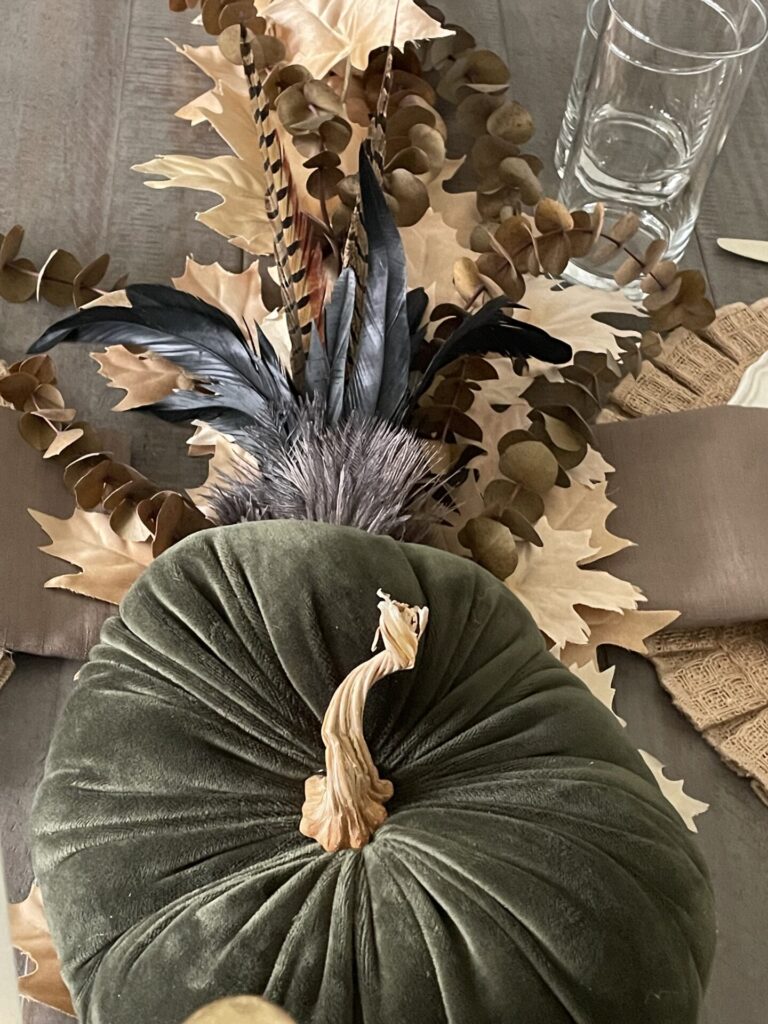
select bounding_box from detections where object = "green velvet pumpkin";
[31,521,716,1024]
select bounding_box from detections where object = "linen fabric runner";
[596,298,768,803]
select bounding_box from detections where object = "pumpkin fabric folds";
[31,521,715,1024]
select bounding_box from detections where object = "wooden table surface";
[1,2,767,1022]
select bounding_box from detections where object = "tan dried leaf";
[0,648,14,689]
[638,751,709,832]
[174,42,250,124]
[9,884,76,1017]
[171,52,359,220]
[265,0,453,78]
[173,258,269,344]
[400,208,473,309]
[29,507,153,604]
[520,278,641,366]
[568,444,613,488]
[544,479,633,563]
[427,157,481,249]
[134,154,271,255]
[560,607,680,666]
[83,288,131,309]
[91,345,197,412]
[506,517,642,646]
[568,661,625,725]
[186,423,259,518]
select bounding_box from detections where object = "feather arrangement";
[30,7,571,540]
[238,25,324,384]
[30,150,570,537]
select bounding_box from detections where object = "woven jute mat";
[599,297,768,804]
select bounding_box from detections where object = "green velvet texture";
[31,521,716,1024]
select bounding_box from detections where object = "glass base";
[562,204,689,296]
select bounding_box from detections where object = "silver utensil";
[717,238,768,264]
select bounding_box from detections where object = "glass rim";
[606,0,768,60]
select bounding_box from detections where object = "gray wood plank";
[0,0,133,898]
[104,1,243,488]
[695,47,768,308]
[0,0,135,419]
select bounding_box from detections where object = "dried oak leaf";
[517,278,640,364]
[135,154,271,255]
[9,884,76,1017]
[29,507,153,604]
[544,479,633,564]
[171,53,363,223]
[92,345,198,412]
[174,41,250,123]
[559,607,680,666]
[0,648,14,689]
[265,0,453,79]
[400,208,474,308]
[186,422,259,519]
[638,751,709,832]
[427,156,480,248]
[567,661,625,726]
[506,517,642,647]
[568,444,613,488]
[172,258,270,344]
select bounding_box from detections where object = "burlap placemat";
[598,297,768,803]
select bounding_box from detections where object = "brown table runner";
[596,298,768,804]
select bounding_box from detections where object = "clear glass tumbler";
[557,0,768,289]
[554,0,606,177]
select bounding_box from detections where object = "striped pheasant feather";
[342,2,400,351]
[239,27,323,387]
[366,0,399,172]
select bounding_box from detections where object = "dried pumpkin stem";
[300,590,429,852]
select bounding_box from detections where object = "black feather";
[412,297,572,403]
[125,284,244,338]
[345,151,411,421]
[304,322,329,409]
[407,287,429,364]
[29,293,296,424]
[323,268,355,425]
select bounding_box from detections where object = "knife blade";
[717,238,768,264]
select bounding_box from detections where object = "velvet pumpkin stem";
[300,590,429,852]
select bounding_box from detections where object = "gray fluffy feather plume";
[208,405,439,540]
